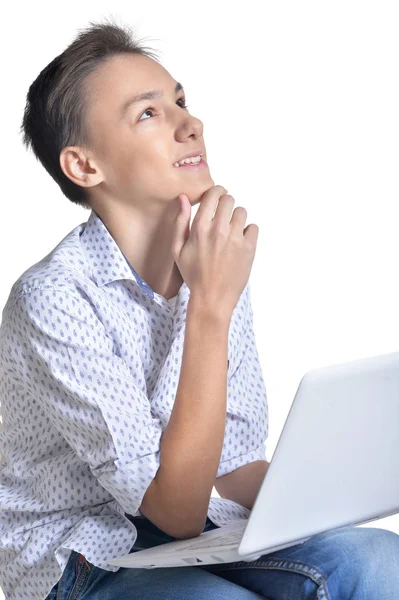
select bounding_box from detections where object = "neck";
[91,201,184,301]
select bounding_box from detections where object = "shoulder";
[4,222,96,312]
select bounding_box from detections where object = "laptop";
[108,350,399,569]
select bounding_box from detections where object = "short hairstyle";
[20,18,161,210]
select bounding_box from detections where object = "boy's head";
[20,18,213,214]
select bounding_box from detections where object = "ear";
[59,146,104,189]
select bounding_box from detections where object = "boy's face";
[81,52,214,211]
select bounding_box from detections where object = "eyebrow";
[121,81,184,118]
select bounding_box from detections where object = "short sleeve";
[217,282,269,477]
[2,288,163,517]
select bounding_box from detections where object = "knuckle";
[231,233,242,245]
[243,239,253,252]
[194,219,207,235]
[212,225,228,240]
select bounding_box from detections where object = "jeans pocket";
[66,553,91,600]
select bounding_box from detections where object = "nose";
[176,113,204,143]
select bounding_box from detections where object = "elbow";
[139,479,205,540]
[174,525,203,540]
[170,514,206,540]
[148,517,203,541]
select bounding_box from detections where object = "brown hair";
[20,18,160,209]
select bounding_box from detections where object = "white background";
[1,1,398,596]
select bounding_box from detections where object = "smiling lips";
[173,158,208,170]
[173,154,203,167]
[173,147,204,165]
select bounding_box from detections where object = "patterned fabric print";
[0,209,269,600]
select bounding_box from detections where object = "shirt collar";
[79,209,151,293]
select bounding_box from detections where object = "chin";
[188,177,216,205]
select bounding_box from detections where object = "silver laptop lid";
[239,350,399,557]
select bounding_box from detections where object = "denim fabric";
[45,515,399,599]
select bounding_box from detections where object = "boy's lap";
[50,550,264,600]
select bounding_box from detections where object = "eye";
[138,97,189,121]
[176,97,188,110]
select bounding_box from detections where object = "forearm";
[216,460,270,510]
[142,297,231,538]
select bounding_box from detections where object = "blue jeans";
[46,514,399,599]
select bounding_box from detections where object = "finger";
[243,223,259,246]
[172,195,191,259]
[212,195,235,226]
[192,185,228,228]
[230,206,248,234]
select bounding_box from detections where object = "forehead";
[88,53,173,100]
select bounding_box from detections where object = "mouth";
[173,158,208,170]
[173,153,208,170]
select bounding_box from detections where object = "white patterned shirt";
[0,209,269,600]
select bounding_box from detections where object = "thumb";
[172,194,191,259]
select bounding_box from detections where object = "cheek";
[119,160,169,197]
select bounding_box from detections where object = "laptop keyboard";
[173,524,246,552]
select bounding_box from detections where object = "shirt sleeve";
[3,287,163,517]
[217,282,269,477]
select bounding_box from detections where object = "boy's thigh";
[52,550,265,600]
[86,562,265,599]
